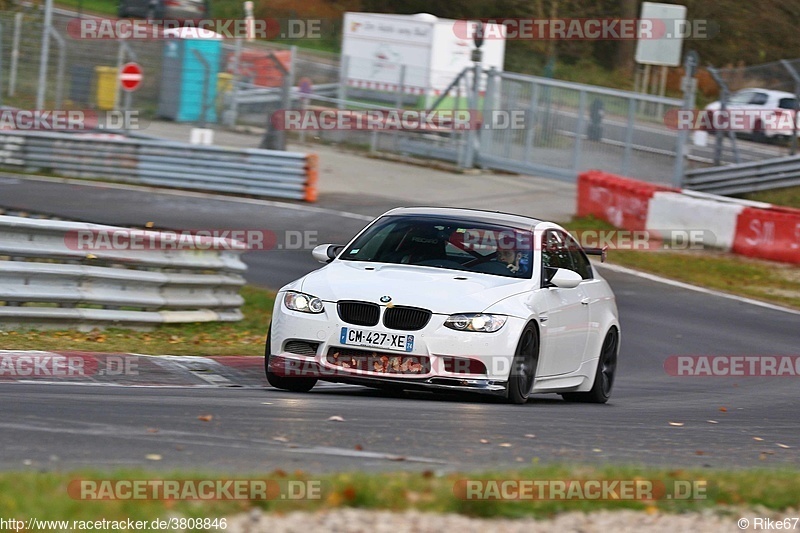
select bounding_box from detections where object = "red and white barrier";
[577,170,800,264]
[577,170,677,231]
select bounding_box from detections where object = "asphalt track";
[0,174,798,472]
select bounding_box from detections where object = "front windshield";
[340,215,533,279]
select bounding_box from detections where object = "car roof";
[380,206,544,231]
[735,88,796,98]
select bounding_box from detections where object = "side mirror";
[549,268,582,289]
[312,244,343,264]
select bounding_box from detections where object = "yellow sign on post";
[95,66,118,110]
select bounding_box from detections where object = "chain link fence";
[1,8,696,185]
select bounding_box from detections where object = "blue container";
[158,30,222,123]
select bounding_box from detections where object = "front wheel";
[562,327,618,404]
[264,327,317,393]
[506,324,539,404]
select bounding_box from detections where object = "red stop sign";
[120,62,143,92]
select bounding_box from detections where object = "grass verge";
[0,286,274,356]
[0,466,798,521]
[739,186,800,210]
[565,217,800,310]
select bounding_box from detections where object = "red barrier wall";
[732,206,800,264]
[577,171,678,231]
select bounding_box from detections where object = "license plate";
[340,328,414,352]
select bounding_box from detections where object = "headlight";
[283,291,324,314]
[444,313,507,333]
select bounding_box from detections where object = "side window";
[779,97,798,110]
[541,230,573,286]
[750,92,769,106]
[564,234,593,280]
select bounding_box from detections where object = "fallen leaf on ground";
[327,415,345,422]
[668,422,684,427]
[197,414,213,422]
[145,454,162,461]
[777,443,791,449]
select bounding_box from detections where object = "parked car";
[265,207,620,404]
[118,0,209,21]
[704,88,799,142]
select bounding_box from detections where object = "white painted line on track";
[596,262,800,316]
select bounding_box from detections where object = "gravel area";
[225,508,773,533]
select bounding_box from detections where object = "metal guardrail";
[232,82,340,105]
[684,155,800,195]
[0,131,319,202]
[0,215,247,330]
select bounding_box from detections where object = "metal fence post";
[36,0,54,109]
[621,97,636,176]
[9,12,22,97]
[571,90,587,171]
[780,59,800,156]
[523,81,539,163]
[462,62,481,168]
[478,67,497,168]
[49,28,66,110]
[673,51,698,188]
[0,21,4,107]
[338,55,349,110]
[706,65,740,166]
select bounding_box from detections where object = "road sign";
[635,2,687,67]
[119,62,143,92]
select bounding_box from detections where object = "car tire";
[264,326,317,393]
[506,323,539,404]
[752,121,766,144]
[562,327,618,404]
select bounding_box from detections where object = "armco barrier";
[578,170,800,265]
[0,131,318,202]
[0,215,248,330]
[733,206,800,264]
[577,170,678,231]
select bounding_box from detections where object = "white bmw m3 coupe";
[265,207,620,404]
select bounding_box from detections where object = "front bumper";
[268,354,508,397]
[269,298,525,397]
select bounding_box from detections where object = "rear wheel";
[506,324,539,404]
[264,326,317,393]
[752,121,766,143]
[562,327,618,404]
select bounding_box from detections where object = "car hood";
[299,261,529,314]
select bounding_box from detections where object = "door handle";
[581,297,591,305]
